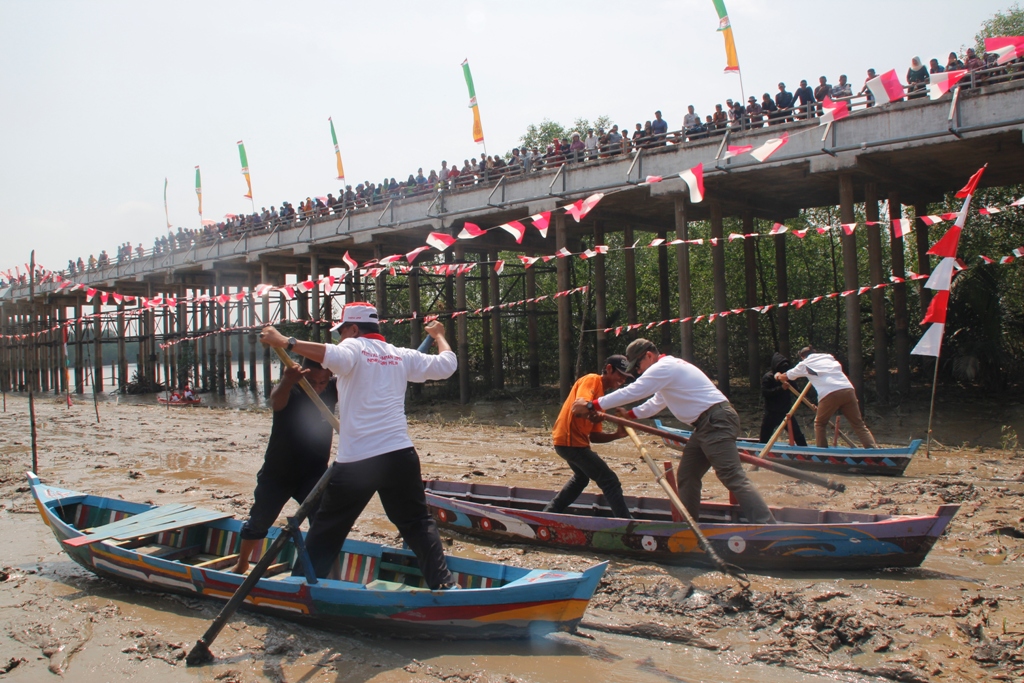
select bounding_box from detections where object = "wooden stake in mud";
[595,411,846,493]
[623,425,749,590]
[28,251,38,474]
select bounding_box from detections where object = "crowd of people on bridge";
[14,41,1015,286]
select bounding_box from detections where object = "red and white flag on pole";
[426,232,457,252]
[750,133,788,162]
[956,165,986,198]
[867,69,905,105]
[679,163,704,202]
[819,96,850,125]
[927,69,968,99]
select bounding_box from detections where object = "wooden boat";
[157,395,201,406]
[655,419,921,476]
[28,473,606,639]
[424,480,959,571]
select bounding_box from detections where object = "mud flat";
[1,393,1022,682]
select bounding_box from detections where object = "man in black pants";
[759,352,807,446]
[260,303,458,589]
[233,358,337,574]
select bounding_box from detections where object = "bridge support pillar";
[555,212,572,399]
[93,299,102,392]
[839,174,864,403]
[623,224,637,325]
[775,232,790,358]
[526,250,539,388]
[488,248,503,390]
[594,223,607,368]
[865,183,889,403]
[889,192,911,397]
[675,197,693,362]
[261,263,272,399]
[409,266,422,398]
[657,230,672,349]
[479,254,491,387]
[743,212,759,391]
[914,203,932,313]
[74,298,84,394]
[710,200,730,396]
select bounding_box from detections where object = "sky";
[0,0,1011,274]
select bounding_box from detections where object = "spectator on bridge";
[814,76,832,115]
[415,168,428,187]
[775,83,795,123]
[745,96,763,127]
[793,79,815,119]
[427,170,439,188]
[907,57,929,98]
[683,105,702,138]
[947,51,965,71]
[761,93,779,125]
[136,243,144,259]
[929,58,945,75]
[859,68,878,107]
[459,160,473,183]
[585,129,599,159]
[831,74,853,99]
[507,149,522,175]
[439,161,450,185]
[651,110,668,144]
[77,257,85,272]
[712,104,729,132]
[569,132,585,162]
[606,126,623,155]
[964,48,984,72]
[67,260,75,276]
[98,251,109,267]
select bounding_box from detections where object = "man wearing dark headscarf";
[760,353,807,446]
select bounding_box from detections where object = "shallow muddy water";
[1,391,1022,682]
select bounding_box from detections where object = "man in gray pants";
[573,338,775,525]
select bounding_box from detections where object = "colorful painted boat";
[424,480,959,571]
[654,419,920,476]
[28,473,606,638]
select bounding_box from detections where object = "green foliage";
[517,115,612,153]
[975,3,1024,52]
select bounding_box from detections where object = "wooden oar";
[623,426,749,590]
[759,383,812,459]
[595,411,846,493]
[187,333,436,666]
[787,385,857,448]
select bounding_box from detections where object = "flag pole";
[28,250,38,474]
[924,354,941,458]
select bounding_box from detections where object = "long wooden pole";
[758,383,812,459]
[924,356,941,458]
[595,411,846,493]
[28,251,38,474]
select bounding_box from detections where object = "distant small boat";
[424,480,959,571]
[655,420,920,477]
[29,473,606,639]
[157,395,201,406]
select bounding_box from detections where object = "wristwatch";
[286,337,297,352]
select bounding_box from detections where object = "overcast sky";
[0,0,1010,273]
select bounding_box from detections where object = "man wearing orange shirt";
[543,355,634,518]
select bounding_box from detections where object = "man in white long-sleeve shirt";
[776,346,876,449]
[573,338,775,524]
[260,303,459,588]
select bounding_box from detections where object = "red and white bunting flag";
[426,232,457,251]
[643,175,663,184]
[458,222,485,239]
[296,280,315,293]
[342,251,358,271]
[254,283,273,297]
[979,206,1001,216]
[979,254,995,264]
[927,69,968,99]
[595,245,609,254]
[579,193,604,219]
[493,260,504,275]
[892,218,912,238]
[112,293,124,304]
[928,226,962,258]
[940,212,959,220]
[819,96,850,125]
[530,212,551,237]
[728,233,745,241]
[406,246,430,263]
[794,228,809,238]
[911,322,945,357]
[499,220,527,243]
[770,223,787,235]
[985,36,1024,64]
[216,294,230,305]
[581,249,598,259]
[1011,197,1024,207]
[378,254,403,266]
[1001,255,1016,264]
[867,69,905,105]
[924,257,956,291]
[86,288,97,302]
[722,145,753,159]
[841,223,857,235]
[563,200,585,222]
[750,133,788,162]
[648,238,665,247]
[1015,247,1024,258]
[921,289,951,324]
[679,163,704,202]
[919,215,945,226]
[556,247,572,258]
[100,292,109,305]
[815,226,830,234]
[519,255,540,267]
[956,165,986,198]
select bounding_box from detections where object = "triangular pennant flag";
[770,223,787,235]
[579,193,604,219]
[956,165,986,198]
[794,228,809,238]
[750,133,788,162]
[841,223,857,235]
[406,246,430,263]
[920,290,950,324]
[927,226,962,258]
[918,215,945,226]
[927,69,968,99]
[867,69,905,105]
[519,255,540,267]
[911,323,945,357]
[499,220,526,243]
[458,222,485,239]
[643,175,663,184]
[679,163,704,202]
[556,247,572,258]
[343,251,358,271]
[530,212,551,237]
[819,96,850,125]
[648,238,665,247]
[426,232,457,251]
[493,260,504,275]
[722,145,753,159]
[924,257,956,291]
[892,218,912,238]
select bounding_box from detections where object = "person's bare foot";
[231,562,249,575]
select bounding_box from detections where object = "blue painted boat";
[425,480,959,571]
[654,420,921,476]
[28,473,606,639]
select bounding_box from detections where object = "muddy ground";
[0,390,1022,683]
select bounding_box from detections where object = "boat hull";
[424,480,958,572]
[655,420,920,476]
[29,474,605,639]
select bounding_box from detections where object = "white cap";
[330,302,378,331]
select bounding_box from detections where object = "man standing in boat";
[232,357,337,574]
[760,353,808,446]
[775,346,877,449]
[544,355,634,519]
[572,338,775,525]
[259,304,459,589]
